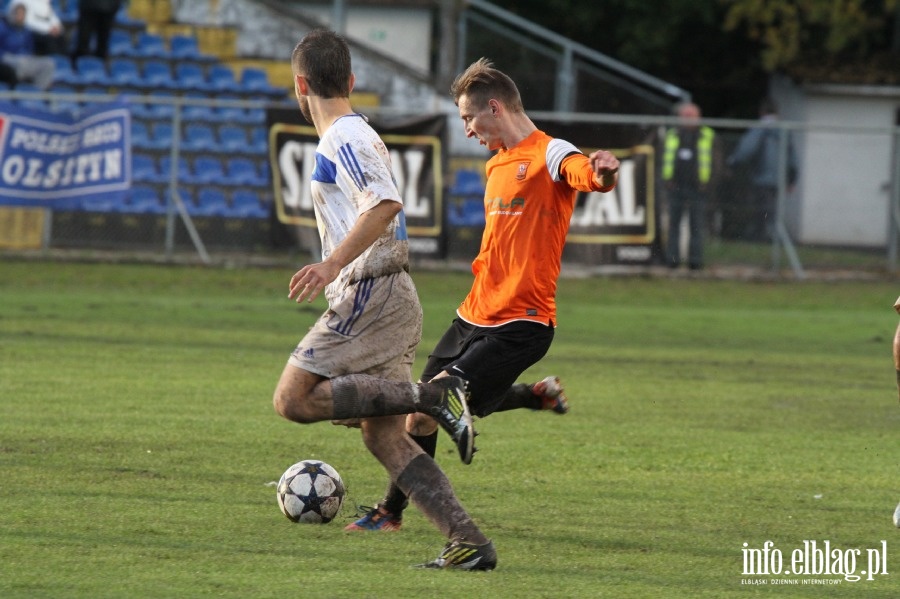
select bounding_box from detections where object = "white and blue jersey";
[311,114,410,305]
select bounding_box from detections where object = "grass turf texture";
[1,259,898,598]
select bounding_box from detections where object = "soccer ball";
[276,460,345,523]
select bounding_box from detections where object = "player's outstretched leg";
[489,375,571,414]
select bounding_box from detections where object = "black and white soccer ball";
[276,460,345,523]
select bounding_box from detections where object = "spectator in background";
[661,101,716,270]
[71,0,122,65]
[727,97,798,241]
[18,0,65,55]
[0,1,55,90]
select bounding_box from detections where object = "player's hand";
[589,150,619,182]
[288,261,340,303]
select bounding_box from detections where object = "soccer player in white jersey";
[271,29,497,570]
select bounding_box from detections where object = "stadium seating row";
[52,56,285,98]
[108,30,218,63]
[131,121,267,155]
[5,0,277,220]
[78,186,269,219]
[134,154,269,188]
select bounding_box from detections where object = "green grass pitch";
[1,259,898,597]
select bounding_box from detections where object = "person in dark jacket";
[727,97,799,241]
[71,0,122,64]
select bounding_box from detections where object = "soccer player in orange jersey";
[348,58,620,532]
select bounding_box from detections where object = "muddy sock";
[330,374,420,420]
[381,431,438,515]
[395,454,487,544]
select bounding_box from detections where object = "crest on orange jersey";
[516,162,530,180]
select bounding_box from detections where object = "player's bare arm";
[589,150,620,188]
[288,200,402,303]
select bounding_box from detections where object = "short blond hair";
[450,58,524,112]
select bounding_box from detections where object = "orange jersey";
[457,130,613,327]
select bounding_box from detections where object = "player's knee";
[273,388,317,424]
[406,412,438,436]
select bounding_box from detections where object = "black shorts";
[420,318,554,417]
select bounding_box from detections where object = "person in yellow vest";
[661,102,715,270]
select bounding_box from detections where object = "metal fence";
[2,91,898,278]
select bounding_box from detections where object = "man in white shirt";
[18,0,64,55]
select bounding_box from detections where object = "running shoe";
[415,539,497,571]
[533,376,569,414]
[344,505,402,531]
[423,376,475,464]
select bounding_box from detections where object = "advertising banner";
[267,108,447,258]
[0,101,131,210]
[533,118,660,265]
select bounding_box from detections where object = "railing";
[1,91,898,277]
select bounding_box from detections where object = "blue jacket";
[0,16,35,56]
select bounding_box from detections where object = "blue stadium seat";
[213,95,251,123]
[151,122,174,149]
[142,61,177,89]
[174,63,210,92]
[167,187,195,213]
[217,125,249,153]
[169,35,215,63]
[448,170,486,226]
[49,98,80,116]
[132,154,167,184]
[194,188,230,216]
[134,32,169,59]
[74,56,110,85]
[124,186,167,214]
[142,91,176,120]
[239,67,284,97]
[108,30,134,57]
[159,156,192,181]
[114,5,144,28]
[14,82,49,111]
[181,92,218,122]
[79,195,127,212]
[231,190,269,218]
[108,58,143,88]
[450,169,485,197]
[225,157,266,187]
[190,155,226,184]
[130,121,154,149]
[50,54,79,85]
[247,126,267,154]
[182,124,218,152]
[206,65,242,93]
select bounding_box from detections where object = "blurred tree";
[724,0,900,84]
[490,0,900,116]
[491,0,766,116]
